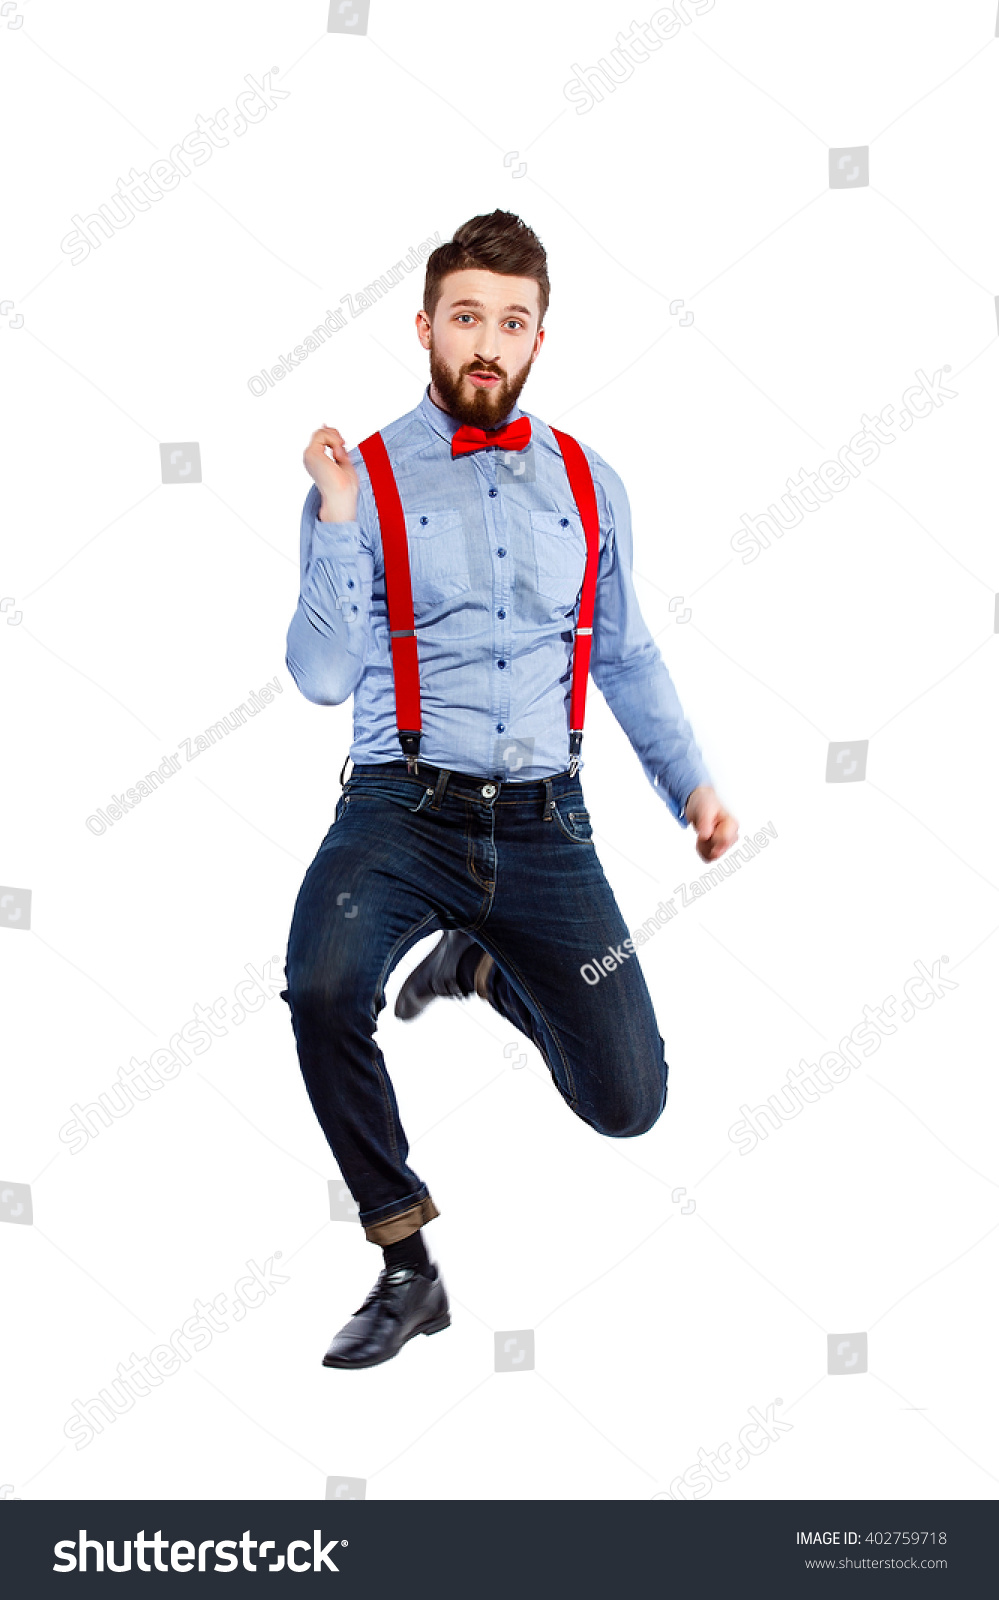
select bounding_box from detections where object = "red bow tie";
[451,415,532,459]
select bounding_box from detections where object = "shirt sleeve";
[586,454,713,829]
[285,475,375,706]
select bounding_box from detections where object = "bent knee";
[580,1045,666,1137]
[599,1100,665,1138]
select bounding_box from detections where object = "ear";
[415,309,432,351]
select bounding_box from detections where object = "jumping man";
[281,209,739,1370]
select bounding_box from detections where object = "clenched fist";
[684,786,740,864]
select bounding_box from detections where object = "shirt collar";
[418,383,524,447]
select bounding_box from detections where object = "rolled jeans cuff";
[362,1194,440,1246]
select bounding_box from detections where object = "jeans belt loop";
[430,766,451,810]
[542,777,554,822]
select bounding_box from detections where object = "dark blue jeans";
[280,761,668,1246]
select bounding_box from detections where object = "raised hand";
[303,425,359,524]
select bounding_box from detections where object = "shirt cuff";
[658,767,713,829]
[310,516,364,617]
[313,513,362,545]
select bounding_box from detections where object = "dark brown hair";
[423,210,550,327]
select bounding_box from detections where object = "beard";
[428,341,533,429]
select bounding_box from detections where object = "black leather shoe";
[394,931,493,1021]
[322,1262,451,1369]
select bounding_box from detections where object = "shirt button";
[497,659,506,670]
[497,608,506,619]
[497,547,506,557]
[420,516,429,525]
[496,723,505,733]
[481,783,497,799]
[488,488,498,498]
[560,518,569,528]
[347,579,355,589]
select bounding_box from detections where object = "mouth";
[467,371,501,388]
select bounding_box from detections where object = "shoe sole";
[322,1310,451,1369]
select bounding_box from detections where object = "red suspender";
[357,431,423,771]
[550,427,600,774]
[357,425,600,776]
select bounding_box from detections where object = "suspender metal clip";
[399,729,422,775]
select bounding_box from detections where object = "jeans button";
[481,783,497,799]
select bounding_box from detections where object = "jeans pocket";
[344,778,435,814]
[553,802,593,844]
[315,793,351,855]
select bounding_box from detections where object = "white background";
[1,0,997,1503]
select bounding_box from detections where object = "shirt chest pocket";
[530,510,587,609]
[402,510,470,610]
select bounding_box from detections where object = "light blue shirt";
[286,387,712,828]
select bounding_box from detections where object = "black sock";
[383,1228,432,1279]
[455,943,482,994]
